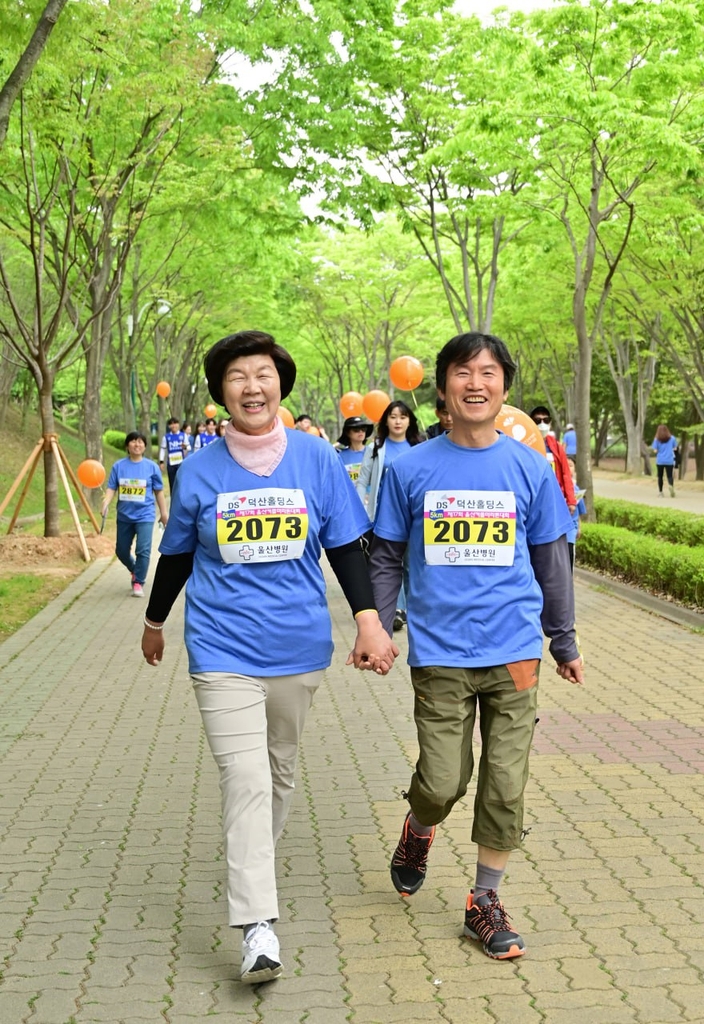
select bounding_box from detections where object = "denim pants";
[115,518,154,584]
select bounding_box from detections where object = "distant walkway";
[593,469,704,514]
[1,551,704,1023]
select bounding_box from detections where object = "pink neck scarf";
[223,415,287,477]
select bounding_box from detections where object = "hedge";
[103,429,127,450]
[594,497,704,548]
[577,522,704,608]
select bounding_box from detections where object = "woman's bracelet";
[143,617,165,631]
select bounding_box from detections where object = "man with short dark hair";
[158,417,189,495]
[369,331,583,960]
[425,397,453,438]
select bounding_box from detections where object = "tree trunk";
[82,303,115,507]
[696,436,704,482]
[573,269,594,517]
[38,375,60,537]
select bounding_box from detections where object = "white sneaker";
[240,921,283,984]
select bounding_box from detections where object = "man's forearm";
[368,535,406,637]
[529,536,579,663]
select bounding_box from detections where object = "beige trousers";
[192,670,323,927]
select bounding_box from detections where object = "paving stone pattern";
[1,554,704,1024]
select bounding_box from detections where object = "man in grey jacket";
[368,331,583,961]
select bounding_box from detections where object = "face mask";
[537,421,551,437]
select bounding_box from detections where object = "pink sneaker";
[132,582,144,598]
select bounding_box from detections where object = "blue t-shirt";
[652,436,678,465]
[194,432,219,451]
[563,428,577,456]
[107,458,163,523]
[383,438,411,468]
[338,446,365,484]
[159,430,371,676]
[373,432,573,668]
[162,431,188,467]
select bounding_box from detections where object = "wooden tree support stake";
[50,439,91,562]
[0,439,44,519]
[0,435,100,560]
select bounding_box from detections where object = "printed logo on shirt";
[118,478,147,502]
[216,488,309,563]
[423,490,516,566]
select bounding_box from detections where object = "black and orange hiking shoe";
[463,890,526,959]
[390,812,435,896]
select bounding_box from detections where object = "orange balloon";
[495,405,546,455]
[156,381,171,398]
[204,403,218,418]
[77,459,106,489]
[277,406,295,427]
[362,390,391,423]
[389,355,424,391]
[307,426,321,436]
[339,391,364,418]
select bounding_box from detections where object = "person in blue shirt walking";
[336,415,374,484]
[652,424,678,497]
[369,331,584,961]
[159,417,189,494]
[140,330,397,986]
[193,417,219,450]
[102,432,168,597]
[562,422,577,457]
[356,401,423,631]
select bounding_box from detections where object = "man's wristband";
[354,609,377,620]
[143,617,164,631]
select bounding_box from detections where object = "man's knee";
[408,773,467,825]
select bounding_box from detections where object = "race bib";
[168,450,183,466]
[345,463,361,483]
[423,490,516,566]
[216,488,309,563]
[118,478,147,503]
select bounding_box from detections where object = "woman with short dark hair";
[140,329,397,985]
[101,432,168,597]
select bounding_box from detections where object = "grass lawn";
[0,404,124,638]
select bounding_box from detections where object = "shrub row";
[103,429,127,450]
[103,430,161,451]
[577,522,704,608]
[594,497,704,548]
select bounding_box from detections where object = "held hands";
[141,625,165,666]
[556,657,584,685]
[347,612,399,676]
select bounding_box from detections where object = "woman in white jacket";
[356,400,423,629]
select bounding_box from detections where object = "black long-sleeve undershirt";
[144,537,376,625]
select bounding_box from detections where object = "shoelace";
[394,827,432,869]
[245,923,273,952]
[471,891,513,939]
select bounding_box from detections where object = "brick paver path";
[2,551,704,1024]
